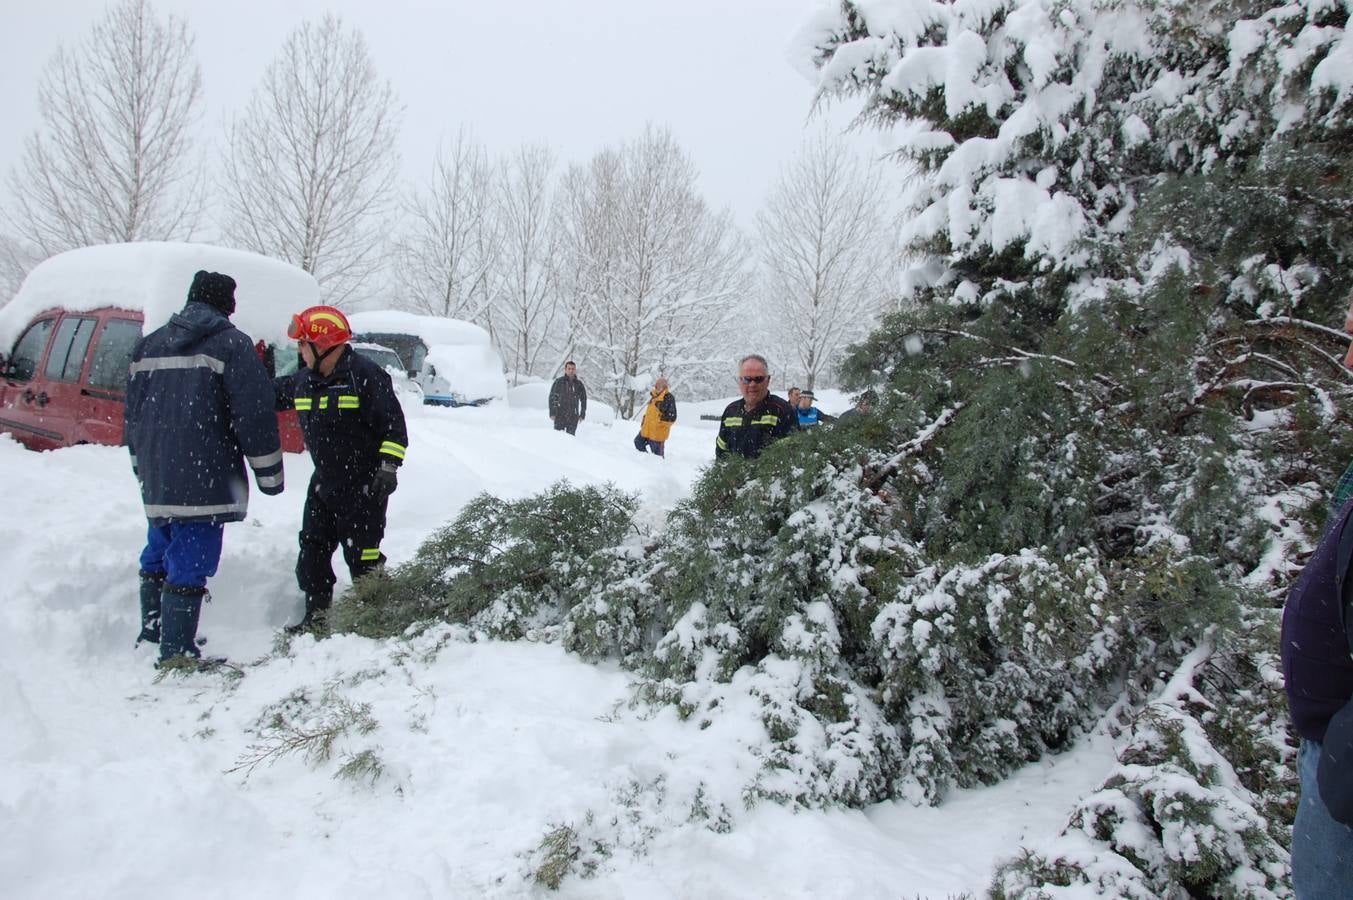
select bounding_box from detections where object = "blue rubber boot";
[136,570,165,646]
[158,583,206,664]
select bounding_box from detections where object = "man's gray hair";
[738,354,769,371]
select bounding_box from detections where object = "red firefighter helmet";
[287,305,352,352]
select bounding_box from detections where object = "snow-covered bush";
[990,630,1294,899]
[336,481,639,640]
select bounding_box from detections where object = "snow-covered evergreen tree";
[327,1,1353,891]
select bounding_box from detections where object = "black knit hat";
[187,270,237,316]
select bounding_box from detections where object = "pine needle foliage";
[228,686,379,780]
[335,481,639,640]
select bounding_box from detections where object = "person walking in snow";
[124,270,286,667]
[634,377,677,457]
[794,390,835,428]
[715,354,797,460]
[275,306,408,633]
[549,361,587,435]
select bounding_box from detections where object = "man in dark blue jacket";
[125,270,285,666]
[1285,447,1353,888]
[276,305,408,632]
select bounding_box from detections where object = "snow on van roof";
[347,309,490,347]
[0,242,319,350]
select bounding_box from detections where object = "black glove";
[368,460,399,500]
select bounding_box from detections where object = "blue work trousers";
[138,521,224,588]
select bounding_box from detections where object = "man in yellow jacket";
[634,377,677,457]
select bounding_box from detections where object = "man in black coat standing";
[549,360,587,435]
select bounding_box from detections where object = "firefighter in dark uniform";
[715,354,798,459]
[276,306,408,631]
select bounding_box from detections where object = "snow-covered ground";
[0,391,1119,899]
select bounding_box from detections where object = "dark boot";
[285,592,332,635]
[136,570,165,646]
[159,583,206,664]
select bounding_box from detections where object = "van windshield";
[352,332,426,374]
[352,344,404,371]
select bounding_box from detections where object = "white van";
[347,310,507,407]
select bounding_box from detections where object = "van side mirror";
[0,351,9,378]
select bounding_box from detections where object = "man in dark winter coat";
[276,305,408,632]
[125,270,285,666]
[715,354,797,460]
[1283,307,1353,894]
[549,360,587,435]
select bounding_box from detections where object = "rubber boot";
[136,570,165,646]
[158,583,206,664]
[285,592,332,635]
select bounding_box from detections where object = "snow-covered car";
[348,310,507,407]
[0,242,317,452]
[350,341,425,409]
[420,343,506,407]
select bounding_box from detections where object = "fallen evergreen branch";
[227,689,378,780]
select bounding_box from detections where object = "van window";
[87,318,142,390]
[44,316,97,382]
[8,318,57,382]
[273,345,301,378]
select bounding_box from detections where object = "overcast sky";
[0,0,877,229]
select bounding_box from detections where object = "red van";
[0,242,318,453]
[0,307,303,452]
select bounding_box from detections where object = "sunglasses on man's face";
[740,375,767,385]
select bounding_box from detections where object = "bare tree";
[222,15,401,306]
[556,147,621,374]
[559,126,749,416]
[0,234,44,307]
[394,129,497,323]
[488,143,563,384]
[4,0,204,255]
[756,131,894,389]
